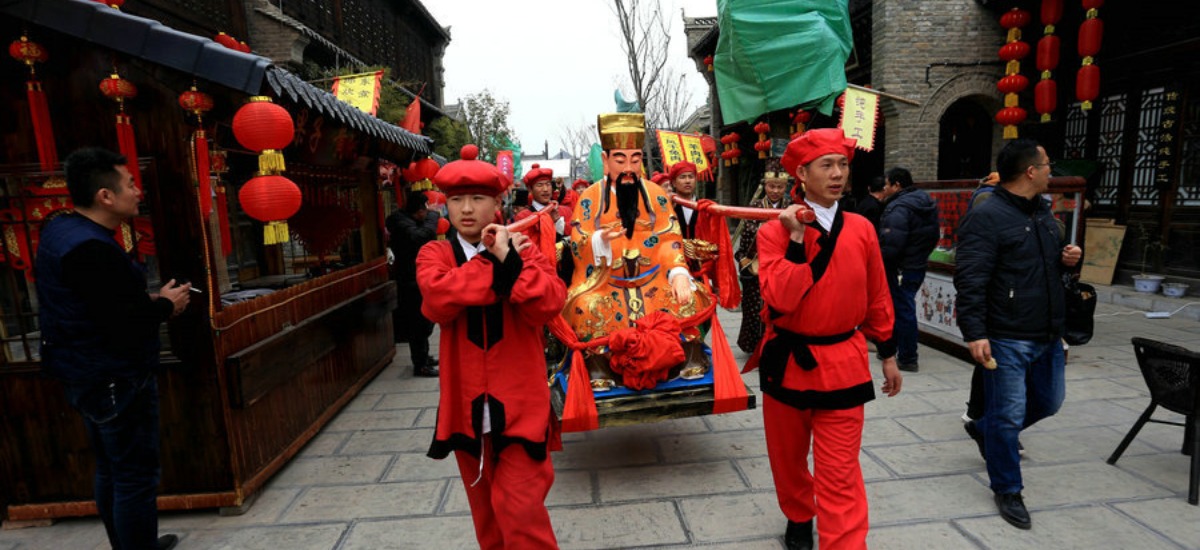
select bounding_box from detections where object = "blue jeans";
[888,269,924,366]
[977,338,1065,494]
[65,374,161,550]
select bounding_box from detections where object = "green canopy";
[714,0,852,123]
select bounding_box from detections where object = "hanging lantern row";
[790,109,811,136]
[1076,0,1103,111]
[1035,0,1062,122]
[9,35,57,171]
[233,96,301,245]
[996,8,1030,139]
[703,55,714,72]
[178,85,214,216]
[719,132,741,166]
[99,71,143,189]
[753,122,771,159]
[214,32,252,54]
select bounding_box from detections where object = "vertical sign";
[656,130,686,170]
[838,87,879,152]
[1154,87,1181,193]
[680,134,712,181]
[331,71,383,116]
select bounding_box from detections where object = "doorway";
[938,98,993,180]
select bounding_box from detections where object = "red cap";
[780,128,857,177]
[521,163,553,186]
[667,161,697,182]
[571,178,590,191]
[433,145,509,197]
[649,171,668,185]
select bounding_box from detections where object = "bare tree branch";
[610,0,696,144]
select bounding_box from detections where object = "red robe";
[418,238,566,459]
[514,203,573,236]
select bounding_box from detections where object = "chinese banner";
[679,133,712,180]
[657,130,687,170]
[838,87,879,152]
[331,71,383,116]
[1154,87,1181,192]
[496,150,514,185]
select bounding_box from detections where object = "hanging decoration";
[214,32,240,50]
[996,7,1031,139]
[1076,0,1103,111]
[790,109,811,136]
[99,70,142,189]
[753,122,771,159]
[719,132,741,166]
[232,96,300,244]
[9,35,57,172]
[178,85,214,216]
[402,157,440,191]
[92,0,126,8]
[1035,0,1062,122]
[703,55,714,72]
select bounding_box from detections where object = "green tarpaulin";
[714,0,852,123]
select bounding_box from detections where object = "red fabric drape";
[215,185,233,256]
[607,312,686,390]
[709,313,749,413]
[26,80,57,171]
[115,114,142,190]
[695,199,741,309]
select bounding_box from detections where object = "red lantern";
[99,74,137,102]
[1040,0,1063,26]
[92,0,125,8]
[238,41,252,54]
[178,87,213,116]
[1082,0,1104,9]
[1037,35,1060,72]
[791,109,811,134]
[214,32,240,50]
[8,36,47,66]
[239,174,302,245]
[1035,79,1057,120]
[436,217,450,237]
[1077,18,1103,58]
[1076,63,1100,109]
[995,107,1028,127]
[1000,8,1031,29]
[10,35,57,171]
[753,122,770,135]
[997,74,1029,94]
[703,54,713,72]
[100,72,142,188]
[999,42,1031,61]
[179,86,214,216]
[233,96,294,174]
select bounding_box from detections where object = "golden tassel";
[258,150,286,174]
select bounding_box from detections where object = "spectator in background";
[734,167,790,354]
[37,147,189,550]
[954,139,1082,530]
[854,176,889,228]
[387,190,440,377]
[878,167,940,372]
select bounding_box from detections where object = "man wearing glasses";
[954,139,1082,530]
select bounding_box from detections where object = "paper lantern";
[239,174,302,244]
[1076,1,1104,111]
[1035,79,1058,120]
[999,8,1031,29]
[1037,35,1061,72]
[232,96,294,174]
[703,54,713,72]
[997,8,1030,139]
[214,32,240,50]
[237,41,252,54]
[8,36,47,67]
[1035,0,1062,123]
[179,86,214,216]
[99,73,137,102]
[997,74,1029,94]
[1075,63,1100,109]
[10,35,56,170]
[178,87,213,117]
[995,107,1028,127]
[100,72,142,188]
[999,42,1031,61]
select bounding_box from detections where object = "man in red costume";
[754,128,903,550]
[417,144,566,549]
[516,164,574,285]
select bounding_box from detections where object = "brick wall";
[872,0,1007,181]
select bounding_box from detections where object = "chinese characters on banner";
[838,87,879,152]
[331,71,384,116]
[495,150,514,184]
[656,130,714,180]
[1155,88,1180,192]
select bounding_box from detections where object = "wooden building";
[0,0,432,521]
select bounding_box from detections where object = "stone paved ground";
[3,293,1198,549]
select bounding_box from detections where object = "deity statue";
[561,113,714,390]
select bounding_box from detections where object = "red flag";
[400,96,422,134]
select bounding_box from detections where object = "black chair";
[1107,337,1200,505]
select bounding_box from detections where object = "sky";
[423,0,717,157]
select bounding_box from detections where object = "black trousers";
[395,284,434,366]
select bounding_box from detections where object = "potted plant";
[1132,222,1167,293]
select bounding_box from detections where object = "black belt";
[760,326,856,374]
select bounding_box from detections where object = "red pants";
[453,436,558,549]
[763,394,868,550]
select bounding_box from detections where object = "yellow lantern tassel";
[1003,125,1018,139]
[263,221,290,244]
[258,150,286,174]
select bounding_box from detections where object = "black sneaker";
[898,363,919,372]
[784,519,813,550]
[994,492,1032,529]
[157,534,179,550]
[414,363,439,377]
[964,420,986,461]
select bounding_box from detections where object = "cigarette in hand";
[189,287,203,294]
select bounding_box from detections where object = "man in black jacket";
[878,167,939,372]
[37,148,189,550]
[854,176,888,228]
[954,139,1081,530]
[387,191,441,376]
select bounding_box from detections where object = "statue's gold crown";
[597,113,645,150]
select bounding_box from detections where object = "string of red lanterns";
[996,7,1031,139]
[790,109,811,137]
[1076,0,1103,111]
[753,122,771,159]
[8,35,57,171]
[233,97,301,245]
[1034,0,1062,123]
[719,132,741,166]
[178,85,214,216]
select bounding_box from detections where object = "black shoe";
[427,357,438,367]
[964,420,986,461]
[784,519,813,550]
[898,362,919,372]
[994,492,1032,529]
[157,534,180,550]
[414,363,439,377]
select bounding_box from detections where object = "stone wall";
[872,0,1007,181]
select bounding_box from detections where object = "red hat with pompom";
[780,128,857,178]
[571,178,590,191]
[521,163,553,186]
[433,145,509,197]
[667,161,697,182]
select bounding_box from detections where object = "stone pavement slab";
[866,522,981,549]
[1112,498,1200,548]
[551,501,689,549]
[956,505,1182,550]
[280,481,444,523]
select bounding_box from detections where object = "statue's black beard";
[607,173,642,239]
